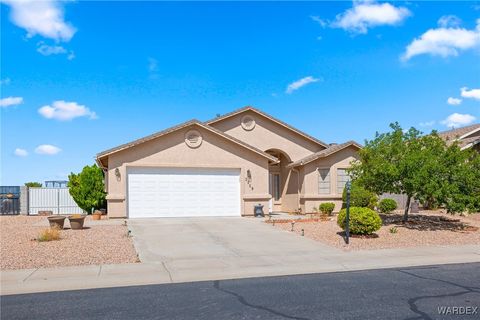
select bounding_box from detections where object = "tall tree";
[68,164,106,214]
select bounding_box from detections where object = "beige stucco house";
[96,107,361,218]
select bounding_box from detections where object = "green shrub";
[342,182,378,209]
[319,202,335,215]
[378,198,397,214]
[68,164,106,214]
[337,207,382,235]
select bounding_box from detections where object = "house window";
[337,169,351,194]
[270,173,281,201]
[318,169,330,194]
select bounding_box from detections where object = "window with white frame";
[337,168,351,194]
[318,169,330,194]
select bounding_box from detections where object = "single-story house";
[437,123,480,152]
[96,107,361,218]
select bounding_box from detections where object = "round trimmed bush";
[319,202,335,215]
[378,198,397,214]
[337,207,382,235]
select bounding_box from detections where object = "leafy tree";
[349,123,447,222]
[68,164,106,214]
[25,182,42,187]
[435,144,480,214]
[349,123,480,220]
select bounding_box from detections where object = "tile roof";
[96,119,279,167]
[287,140,362,168]
[437,123,480,148]
[205,106,329,148]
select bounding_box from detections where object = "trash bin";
[254,204,264,217]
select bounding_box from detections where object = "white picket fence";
[28,187,84,215]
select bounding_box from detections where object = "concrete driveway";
[127,217,341,281]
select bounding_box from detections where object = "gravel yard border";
[1,216,139,270]
[270,210,480,251]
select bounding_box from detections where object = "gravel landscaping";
[0,216,139,270]
[270,210,480,251]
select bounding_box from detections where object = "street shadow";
[380,213,478,232]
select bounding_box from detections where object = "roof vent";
[185,130,203,148]
[329,143,338,146]
[241,115,256,131]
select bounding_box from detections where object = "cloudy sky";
[1,1,479,185]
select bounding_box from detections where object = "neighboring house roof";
[96,119,279,168]
[287,140,362,168]
[205,106,329,148]
[437,124,480,149]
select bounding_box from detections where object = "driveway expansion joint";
[22,268,39,282]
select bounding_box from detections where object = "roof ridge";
[205,106,329,148]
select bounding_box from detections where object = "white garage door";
[127,167,241,218]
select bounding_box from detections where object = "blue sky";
[1,1,479,185]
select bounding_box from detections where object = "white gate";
[28,188,84,215]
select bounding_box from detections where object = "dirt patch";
[0,216,139,270]
[270,211,480,251]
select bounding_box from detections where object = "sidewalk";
[2,244,479,296]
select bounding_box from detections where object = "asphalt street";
[2,263,479,320]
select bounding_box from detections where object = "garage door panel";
[127,167,241,218]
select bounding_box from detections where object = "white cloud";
[35,144,61,155]
[0,96,23,108]
[14,148,28,157]
[402,19,480,61]
[285,76,320,94]
[437,15,462,28]
[310,15,327,28]
[37,43,67,55]
[38,100,97,121]
[1,78,11,85]
[419,121,435,127]
[1,0,76,42]
[461,87,480,100]
[331,1,411,34]
[447,97,462,105]
[36,42,75,60]
[441,113,476,128]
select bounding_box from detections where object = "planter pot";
[68,216,86,230]
[47,216,66,229]
[92,213,102,220]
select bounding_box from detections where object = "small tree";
[68,164,106,214]
[349,122,480,221]
[349,123,446,222]
[25,182,42,187]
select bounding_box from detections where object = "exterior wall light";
[115,168,121,181]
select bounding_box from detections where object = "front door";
[269,172,281,212]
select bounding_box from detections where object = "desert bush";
[37,226,61,242]
[378,198,397,214]
[68,164,106,214]
[342,182,377,209]
[337,207,382,235]
[319,202,335,215]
